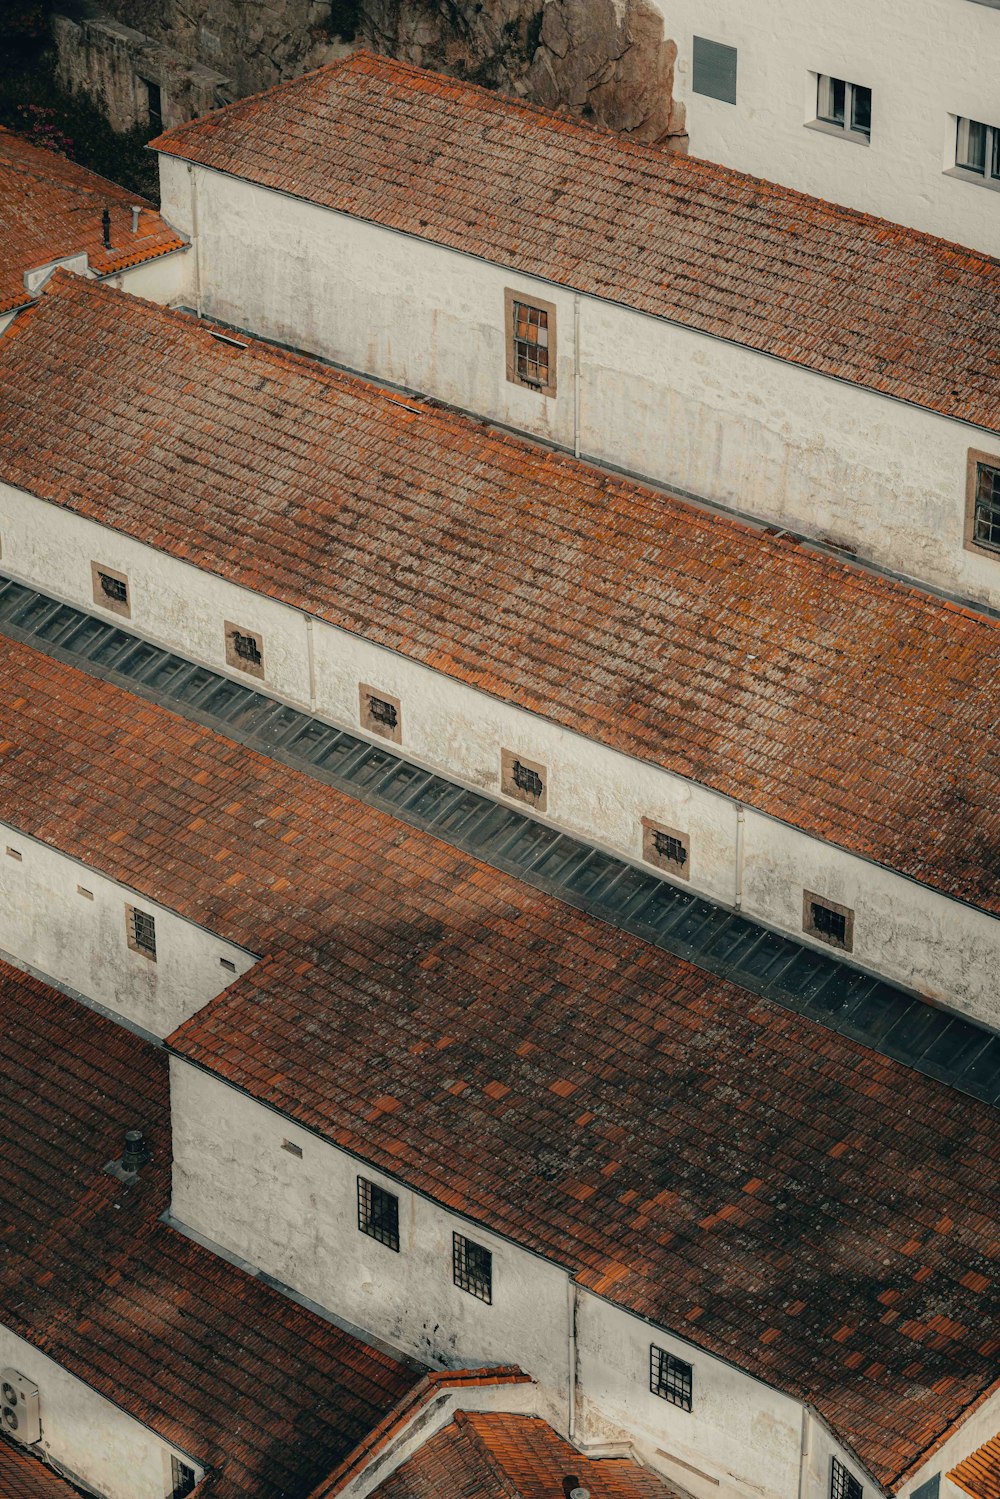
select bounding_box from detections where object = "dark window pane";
[512,760,544,798]
[851,85,871,135]
[811,902,846,945]
[959,118,987,173]
[453,1232,492,1302]
[692,37,738,105]
[831,1457,863,1499]
[975,463,1000,552]
[132,908,157,958]
[99,572,128,604]
[649,1344,693,1411]
[819,75,846,126]
[357,1176,400,1251]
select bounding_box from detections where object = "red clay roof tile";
[0,957,423,1499]
[0,634,997,1489]
[1,273,998,918]
[950,1431,1000,1499]
[152,51,1000,433]
[0,1441,86,1499]
[0,129,183,314]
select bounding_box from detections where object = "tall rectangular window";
[815,75,871,140]
[170,1456,196,1498]
[831,1457,863,1499]
[357,1176,400,1251]
[649,1344,693,1411]
[956,116,1000,179]
[127,905,157,961]
[504,290,556,397]
[453,1232,492,1303]
[145,80,163,132]
[966,452,1000,555]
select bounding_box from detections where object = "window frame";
[649,1343,693,1412]
[500,747,548,811]
[359,683,402,745]
[504,289,557,399]
[126,903,157,961]
[803,890,854,953]
[830,1456,863,1499]
[224,621,265,680]
[950,115,1000,188]
[91,561,131,619]
[966,448,1000,557]
[811,74,872,144]
[452,1231,493,1303]
[641,818,690,881]
[357,1175,401,1253]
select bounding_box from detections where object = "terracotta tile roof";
[152,51,1000,434]
[0,956,424,1499]
[0,127,183,315]
[951,1434,1000,1499]
[1,635,999,1490]
[2,273,998,920]
[364,1411,689,1499]
[0,1441,86,1499]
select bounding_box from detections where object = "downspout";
[189,165,202,318]
[734,803,746,911]
[798,1407,811,1499]
[567,1275,578,1440]
[305,614,317,712]
[573,294,582,460]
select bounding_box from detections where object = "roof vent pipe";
[563,1479,590,1499]
[101,207,112,250]
[131,205,141,234]
[121,1129,148,1172]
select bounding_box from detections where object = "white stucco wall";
[155,159,1000,612]
[0,823,255,1037]
[170,1062,876,1499]
[110,244,194,306]
[654,0,1000,255]
[0,1327,202,1499]
[2,480,997,1023]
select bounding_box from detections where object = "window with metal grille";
[368,695,398,730]
[358,1176,400,1252]
[99,571,128,604]
[649,1344,693,1411]
[131,908,157,959]
[831,1457,863,1499]
[956,115,1000,179]
[653,830,687,867]
[512,760,544,798]
[811,901,846,945]
[815,75,871,139]
[453,1232,492,1302]
[512,301,549,388]
[692,36,738,104]
[974,461,1000,551]
[170,1456,196,1499]
[232,630,262,666]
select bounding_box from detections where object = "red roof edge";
[305,1365,531,1499]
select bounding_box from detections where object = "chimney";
[121,1129,148,1173]
[101,207,112,250]
[131,205,141,234]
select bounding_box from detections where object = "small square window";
[692,37,738,105]
[224,622,265,679]
[453,1232,492,1302]
[642,819,690,880]
[504,289,556,397]
[803,891,853,952]
[650,1344,693,1411]
[359,684,402,744]
[501,748,548,811]
[358,1176,400,1251]
[966,451,1000,556]
[831,1457,863,1499]
[127,904,157,960]
[814,75,871,141]
[92,562,131,619]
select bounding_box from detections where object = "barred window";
[512,760,544,799]
[513,301,549,387]
[653,830,687,867]
[368,695,398,730]
[232,630,262,666]
[358,1176,400,1252]
[170,1457,196,1499]
[453,1232,492,1303]
[811,901,846,945]
[974,461,1000,552]
[803,890,853,952]
[99,571,128,604]
[831,1457,863,1499]
[650,1344,693,1411]
[131,907,157,959]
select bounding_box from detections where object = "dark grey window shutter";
[692,37,738,104]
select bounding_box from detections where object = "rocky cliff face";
[59,0,685,144]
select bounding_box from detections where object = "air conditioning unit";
[1,1368,41,1445]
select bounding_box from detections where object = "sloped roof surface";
[951,1432,1000,1499]
[0,1442,86,1499]
[0,958,422,1499]
[366,1411,688,1499]
[152,51,1000,434]
[1,274,999,918]
[1,634,999,1489]
[0,128,182,314]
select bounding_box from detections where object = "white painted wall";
[2,479,997,1023]
[169,1062,874,1499]
[0,1326,202,1499]
[0,823,255,1037]
[108,244,194,306]
[654,0,1000,255]
[155,160,1000,612]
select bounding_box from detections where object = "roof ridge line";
[452,1408,529,1498]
